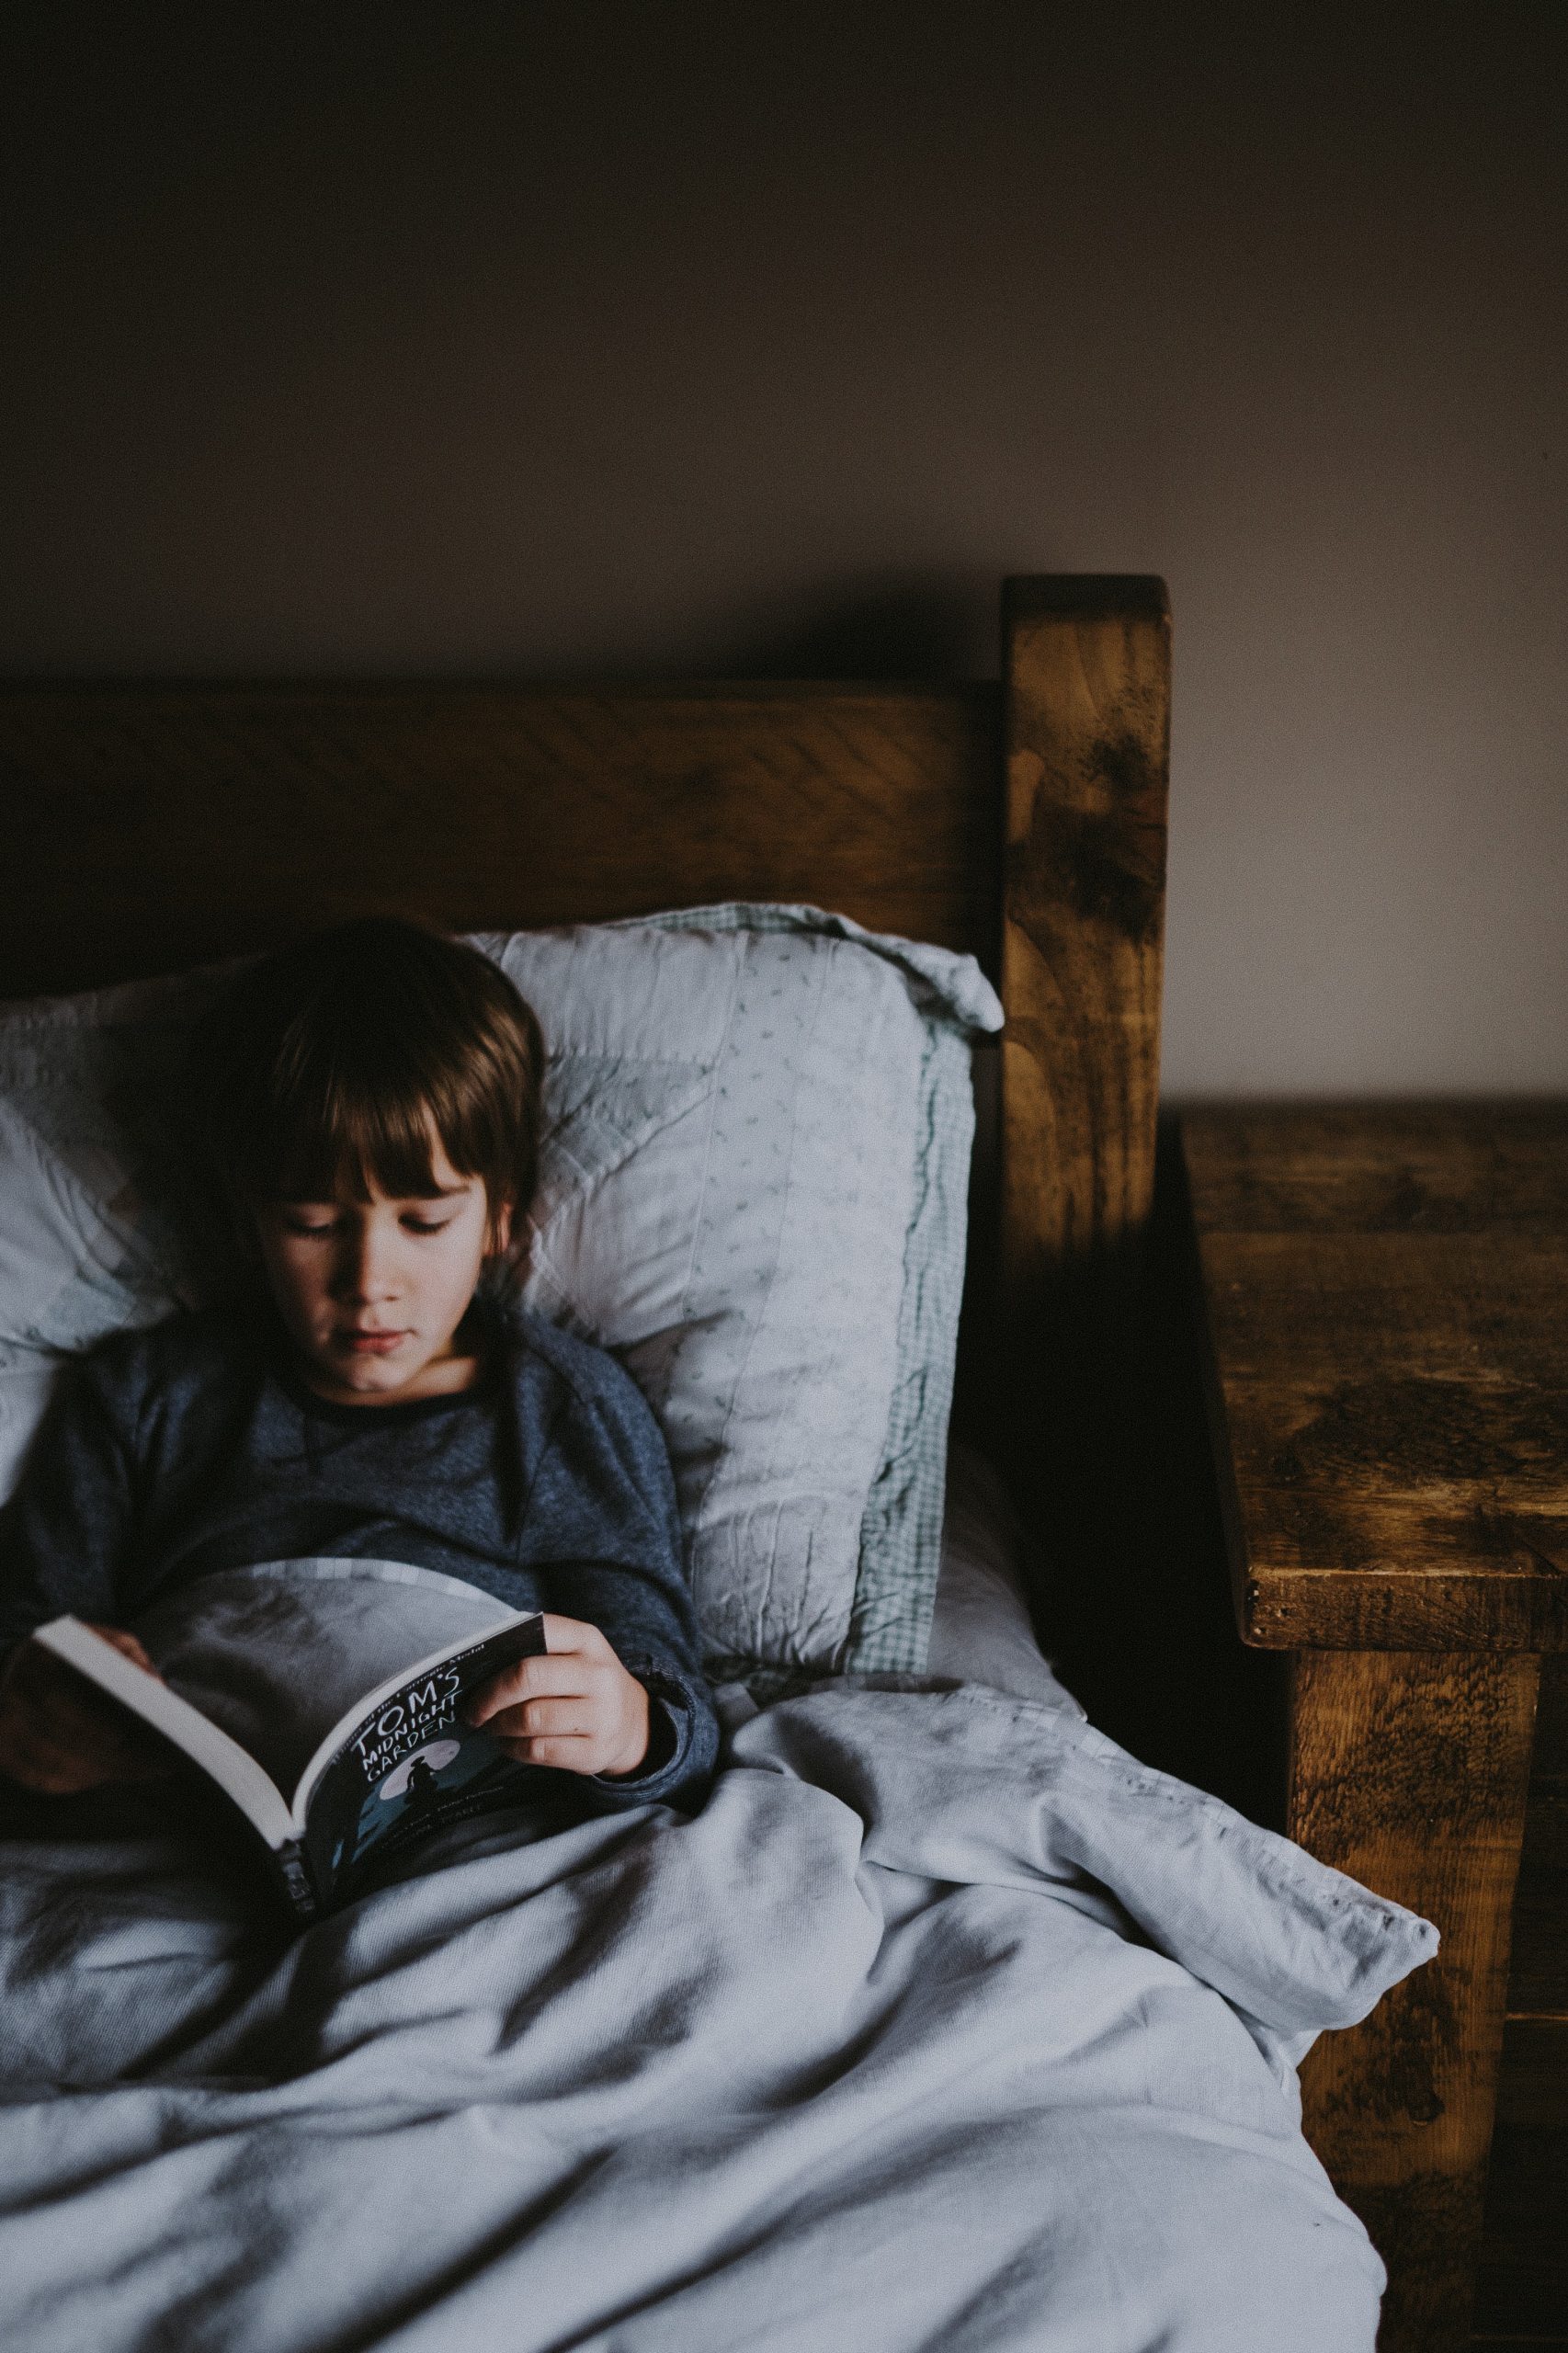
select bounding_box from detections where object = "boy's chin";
[335,1356,416,1392]
[304,1337,427,1400]
[295,1332,477,1406]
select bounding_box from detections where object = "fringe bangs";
[198,921,543,1254]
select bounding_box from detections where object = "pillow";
[0,907,1001,1688]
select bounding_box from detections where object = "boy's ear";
[487,1198,515,1257]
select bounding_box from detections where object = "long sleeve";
[0,1347,140,1653]
[523,1351,721,1813]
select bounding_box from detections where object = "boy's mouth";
[338,1329,408,1355]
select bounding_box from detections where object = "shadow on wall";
[711,575,992,680]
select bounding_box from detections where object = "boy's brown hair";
[199,919,544,1283]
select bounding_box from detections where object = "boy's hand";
[0,1628,171,1795]
[464,1614,653,1779]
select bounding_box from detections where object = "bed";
[0,577,1435,2350]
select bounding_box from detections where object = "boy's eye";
[274,1208,458,1237]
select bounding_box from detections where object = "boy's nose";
[334,1228,401,1302]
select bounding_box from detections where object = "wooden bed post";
[998,575,1171,1319]
[996,576,1171,1556]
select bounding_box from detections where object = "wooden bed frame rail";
[0,576,1174,1490]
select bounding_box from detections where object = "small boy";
[0,920,720,1817]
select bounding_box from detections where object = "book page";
[135,1558,530,1799]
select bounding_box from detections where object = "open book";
[35,1586,547,1922]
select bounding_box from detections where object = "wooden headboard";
[1,574,1170,1472]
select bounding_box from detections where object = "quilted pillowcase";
[0,907,1002,1687]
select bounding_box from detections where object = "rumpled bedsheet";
[0,1682,1436,2352]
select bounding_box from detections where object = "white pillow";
[0,909,1002,1687]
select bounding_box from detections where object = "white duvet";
[0,1677,1434,2352]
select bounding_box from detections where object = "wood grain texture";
[998,576,1170,1316]
[1290,1650,1540,2353]
[1182,1101,1568,1236]
[0,680,1000,998]
[1184,1107,1568,1651]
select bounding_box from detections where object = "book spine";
[273,1841,320,1924]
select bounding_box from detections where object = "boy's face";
[252,1136,512,1406]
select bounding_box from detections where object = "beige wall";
[5,6,1564,1095]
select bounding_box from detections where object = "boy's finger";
[494,1733,605,1773]
[486,1698,594,1741]
[463,1653,589,1725]
[84,1625,162,1678]
[538,1614,613,1661]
